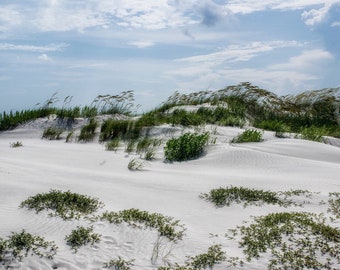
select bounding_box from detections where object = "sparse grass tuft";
[20,190,104,220]
[228,212,340,269]
[0,230,58,265]
[164,132,209,162]
[127,158,144,170]
[231,129,262,143]
[201,186,316,208]
[9,141,23,148]
[105,137,120,151]
[101,208,186,242]
[42,127,63,140]
[158,245,229,270]
[78,118,97,142]
[103,256,135,269]
[328,192,340,219]
[65,226,100,252]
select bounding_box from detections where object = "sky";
[0,0,339,113]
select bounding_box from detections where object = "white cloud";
[38,54,51,61]
[270,49,333,70]
[0,43,68,52]
[301,4,331,26]
[128,41,155,48]
[331,21,340,26]
[176,40,303,65]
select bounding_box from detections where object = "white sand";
[0,122,339,269]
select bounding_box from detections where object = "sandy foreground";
[0,121,339,269]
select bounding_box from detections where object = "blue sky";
[1,0,339,112]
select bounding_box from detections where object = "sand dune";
[0,123,339,269]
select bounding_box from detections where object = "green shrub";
[78,118,97,142]
[101,208,185,242]
[164,132,209,162]
[229,212,340,269]
[328,192,340,219]
[42,127,63,140]
[231,129,262,143]
[100,120,141,142]
[125,139,137,154]
[65,226,100,252]
[65,130,75,143]
[106,137,120,151]
[200,186,283,207]
[20,190,104,220]
[201,187,315,208]
[158,245,229,270]
[299,126,327,142]
[103,256,135,269]
[127,158,144,171]
[0,230,58,265]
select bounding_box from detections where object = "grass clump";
[65,226,101,252]
[20,189,104,220]
[200,186,283,207]
[103,256,135,269]
[158,245,229,270]
[0,230,58,265]
[228,212,340,269]
[201,186,316,208]
[105,137,120,151]
[127,158,144,171]
[299,126,326,142]
[78,118,97,142]
[9,141,23,148]
[164,132,209,162]
[101,208,185,242]
[328,192,340,219]
[42,127,63,140]
[231,129,262,143]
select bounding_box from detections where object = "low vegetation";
[164,132,209,162]
[65,226,101,252]
[227,212,340,269]
[200,186,315,208]
[103,257,135,269]
[20,190,104,220]
[101,208,185,242]
[0,230,57,266]
[158,245,228,270]
[231,129,263,143]
[328,192,340,219]
[9,141,23,148]
[42,126,63,140]
[127,158,144,170]
[78,118,97,142]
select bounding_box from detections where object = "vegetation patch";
[227,212,340,269]
[164,132,209,162]
[42,126,63,140]
[158,245,231,270]
[199,186,315,208]
[127,158,145,171]
[231,129,263,143]
[328,192,340,219]
[20,190,104,220]
[0,230,57,266]
[105,137,121,151]
[65,226,101,252]
[78,118,97,142]
[103,256,135,269]
[9,141,23,148]
[101,208,185,242]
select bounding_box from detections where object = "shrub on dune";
[231,129,262,143]
[164,132,209,162]
[20,190,104,220]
